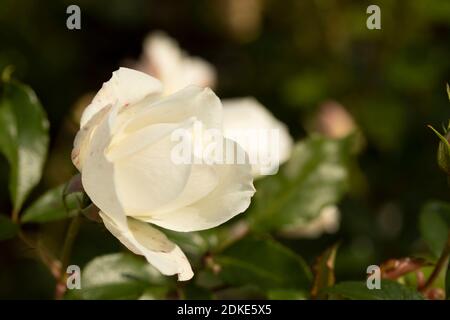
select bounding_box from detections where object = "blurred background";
[0,0,449,299]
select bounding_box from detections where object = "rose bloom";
[72,68,255,280]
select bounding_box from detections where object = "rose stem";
[420,231,450,293]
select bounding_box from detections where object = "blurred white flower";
[222,98,293,177]
[280,205,340,238]
[137,32,216,94]
[137,32,293,176]
[72,68,254,281]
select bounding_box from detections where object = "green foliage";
[214,236,312,292]
[73,253,172,300]
[21,185,83,223]
[248,135,352,233]
[0,75,49,213]
[329,281,424,300]
[428,84,450,175]
[419,201,450,258]
[163,229,211,265]
[0,215,18,240]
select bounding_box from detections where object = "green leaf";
[419,201,450,258]
[0,215,19,241]
[215,236,312,291]
[78,253,172,300]
[248,135,352,233]
[0,79,49,213]
[328,280,424,300]
[21,185,82,223]
[164,229,210,264]
[428,125,450,175]
[311,243,339,299]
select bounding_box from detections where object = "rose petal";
[113,132,191,215]
[137,138,255,232]
[138,162,219,217]
[81,105,127,226]
[124,86,222,133]
[72,105,111,171]
[100,212,193,281]
[80,68,163,128]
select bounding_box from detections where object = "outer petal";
[222,97,293,177]
[72,105,111,171]
[136,138,255,232]
[81,104,127,226]
[80,67,163,128]
[100,212,193,281]
[124,86,222,133]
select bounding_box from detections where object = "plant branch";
[420,231,450,292]
[17,230,61,278]
[55,215,82,300]
[11,209,19,224]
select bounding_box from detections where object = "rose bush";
[71,67,255,280]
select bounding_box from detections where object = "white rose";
[137,31,216,94]
[72,68,255,281]
[222,98,293,177]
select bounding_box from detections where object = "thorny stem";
[420,231,450,293]
[55,215,82,300]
